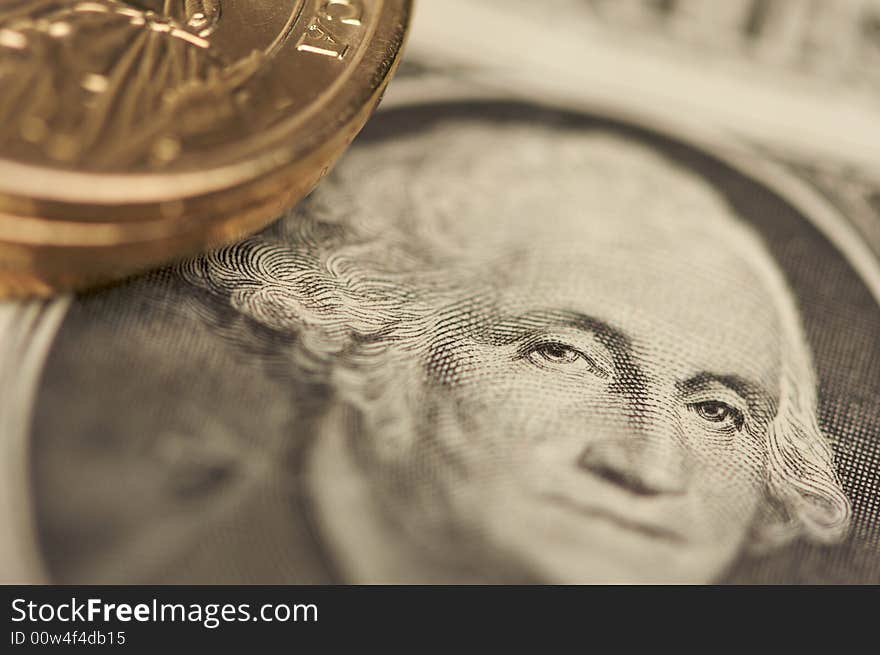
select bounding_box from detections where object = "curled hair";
[749,251,852,548]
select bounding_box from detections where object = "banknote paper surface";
[1,0,878,584]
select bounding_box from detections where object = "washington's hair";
[180,120,851,549]
[733,225,852,548]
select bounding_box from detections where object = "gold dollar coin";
[0,0,412,296]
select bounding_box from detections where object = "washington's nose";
[578,438,688,496]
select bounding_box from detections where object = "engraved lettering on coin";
[297,0,365,60]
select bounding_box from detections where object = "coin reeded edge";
[0,0,414,296]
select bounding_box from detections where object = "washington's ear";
[746,502,800,554]
[327,339,437,465]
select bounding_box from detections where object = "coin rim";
[0,0,412,208]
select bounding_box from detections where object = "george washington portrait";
[9,101,880,584]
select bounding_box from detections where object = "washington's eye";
[690,401,745,431]
[522,341,608,378]
[534,343,580,364]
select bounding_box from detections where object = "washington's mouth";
[544,493,685,543]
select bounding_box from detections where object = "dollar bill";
[409,0,880,254]
[1,0,878,584]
